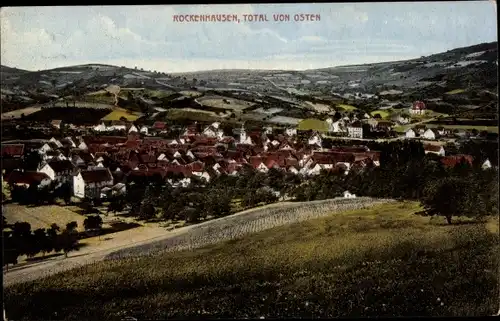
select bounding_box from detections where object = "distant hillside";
[1,42,497,119]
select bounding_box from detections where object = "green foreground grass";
[4,202,499,319]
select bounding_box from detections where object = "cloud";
[0,3,497,71]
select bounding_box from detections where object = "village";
[1,100,495,204]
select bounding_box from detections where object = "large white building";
[347,121,363,138]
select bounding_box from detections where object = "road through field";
[3,197,394,287]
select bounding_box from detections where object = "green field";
[101,108,142,121]
[336,104,358,111]
[5,202,498,319]
[166,108,221,122]
[445,89,466,95]
[371,110,391,119]
[297,118,330,132]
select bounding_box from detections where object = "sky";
[0,2,497,73]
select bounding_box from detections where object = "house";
[285,127,297,137]
[423,144,445,156]
[326,118,347,133]
[6,171,52,189]
[414,125,427,135]
[139,126,149,135]
[73,168,114,199]
[128,124,138,134]
[110,182,127,196]
[49,160,76,183]
[203,122,224,139]
[51,120,62,129]
[366,118,378,129]
[78,140,88,150]
[393,114,410,125]
[436,127,449,136]
[62,137,77,148]
[264,126,273,134]
[347,121,363,138]
[482,159,492,170]
[94,122,107,132]
[405,128,417,139]
[307,132,322,148]
[49,137,63,148]
[343,190,356,198]
[152,121,167,132]
[422,128,440,140]
[410,101,426,115]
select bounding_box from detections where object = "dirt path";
[3,198,393,287]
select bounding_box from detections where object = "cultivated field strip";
[106,197,395,260]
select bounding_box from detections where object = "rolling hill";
[1,42,497,121]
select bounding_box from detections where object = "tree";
[66,221,78,232]
[139,187,157,220]
[55,182,72,205]
[421,177,479,224]
[59,229,79,258]
[108,198,125,214]
[33,228,49,257]
[47,223,61,253]
[3,231,19,269]
[84,215,103,231]
[12,221,32,256]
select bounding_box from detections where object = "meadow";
[3,204,86,232]
[101,108,142,121]
[336,103,358,111]
[166,108,222,122]
[371,109,391,119]
[4,200,498,319]
[297,118,329,132]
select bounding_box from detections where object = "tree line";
[3,215,103,268]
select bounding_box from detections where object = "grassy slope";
[337,104,358,111]
[101,108,142,121]
[298,118,329,132]
[4,202,499,319]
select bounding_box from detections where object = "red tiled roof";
[220,136,236,144]
[153,121,167,130]
[413,101,426,110]
[424,144,443,152]
[165,165,192,178]
[249,156,264,169]
[6,171,50,185]
[441,155,474,168]
[188,161,205,172]
[193,137,218,146]
[1,144,24,157]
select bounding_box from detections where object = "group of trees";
[106,166,299,224]
[3,220,80,269]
